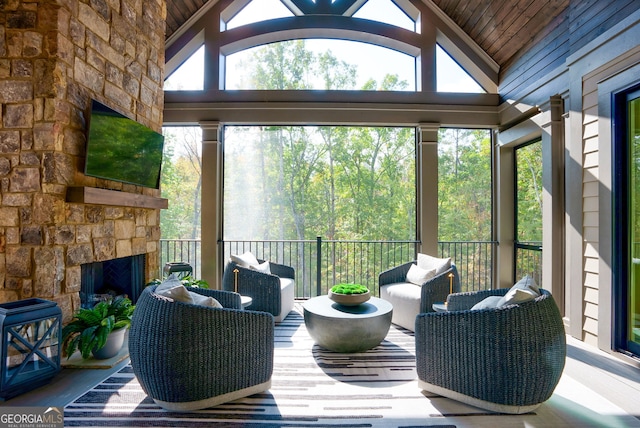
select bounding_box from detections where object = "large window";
[614,88,640,357]
[514,140,543,284]
[438,128,492,290]
[224,126,415,241]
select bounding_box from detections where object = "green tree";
[438,128,492,241]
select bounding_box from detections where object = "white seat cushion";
[275,278,295,323]
[380,282,421,332]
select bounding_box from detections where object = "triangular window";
[164,46,204,91]
[224,0,294,31]
[353,0,416,32]
[436,45,484,93]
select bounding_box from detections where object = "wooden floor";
[2,334,640,427]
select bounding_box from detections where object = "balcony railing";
[160,238,497,297]
[515,241,542,285]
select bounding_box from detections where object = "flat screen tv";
[85,100,164,189]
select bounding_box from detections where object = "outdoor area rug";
[63,304,545,427]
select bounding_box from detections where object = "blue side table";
[0,298,62,400]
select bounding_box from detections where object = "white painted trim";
[165,0,221,51]
[420,0,498,74]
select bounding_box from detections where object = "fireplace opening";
[81,254,146,308]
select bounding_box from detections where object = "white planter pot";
[92,327,127,360]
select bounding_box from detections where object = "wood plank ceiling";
[164,0,570,69]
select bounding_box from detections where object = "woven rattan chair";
[415,288,566,414]
[222,259,295,322]
[129,285,274,411]
[378,262,461,331]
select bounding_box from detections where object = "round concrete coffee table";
[303,295,393,353]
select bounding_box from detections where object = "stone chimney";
[0,0,166,321]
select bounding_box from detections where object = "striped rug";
[64,304,503,427]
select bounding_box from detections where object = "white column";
[417,123,440,256]
[199,121,222,289]
[541,96,566,312]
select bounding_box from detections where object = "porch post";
[417,123,440,256]
[200,121,222,289]
[541,96,566,313]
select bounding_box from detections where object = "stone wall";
[0,0,166,321]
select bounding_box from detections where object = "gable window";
[225,40,416,91]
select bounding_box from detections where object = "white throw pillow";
[406,264,436,286]
[230,251,259,268]
[416,253,452,276]
[155,274,222,308]
[189,291,223,308]
[471,276,540,311]
[498,275,540,306]
[251,260,271,274]
[471,295,503,310]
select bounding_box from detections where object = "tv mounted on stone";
[85,99,165,189]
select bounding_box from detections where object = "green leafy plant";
[62,296,135,360]
[146,275,210,289]
[330,283,369,295]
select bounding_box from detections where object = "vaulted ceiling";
[164,0,569,70]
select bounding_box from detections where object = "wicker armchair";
[222,260,295,322]
[129,285,274,411]
[378,262,461,331]
[415,288,566,414]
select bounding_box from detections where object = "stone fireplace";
[80,254,146,308]
[0,0,166,322]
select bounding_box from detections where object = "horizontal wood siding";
[499,12,569,102]
[500,0,637,102]
[569,0,638,54]
[582,67,599,341]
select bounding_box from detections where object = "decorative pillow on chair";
[250,260,271,274]
[499,275,540,306]
[471,275,540,310]
[230,251,260,268]
[471,295,503,310]
[406,264,437,286]
[156,275,222,308]
[417,253,452,276]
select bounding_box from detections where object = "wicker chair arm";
[222,261,282,316]
[378,261,415,291]
[415,290,566,409]
[129,286,274,405]
[265,260,295,279]
[419,265,461,313]
[446,287,506,311]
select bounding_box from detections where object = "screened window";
[224,0,293,30]
[164,46,204,91]
[224,40,416,91]
[514,140,543,284]
[438,128,492,290]
[223,125,416,241]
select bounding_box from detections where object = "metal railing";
[515,241,543,285]
[160,238,496,296]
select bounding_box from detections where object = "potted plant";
[328,283,371,306]
[62,295,135,360]
[146,275,210,289]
